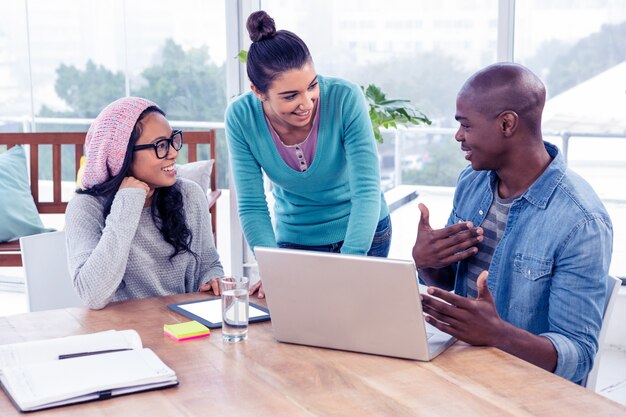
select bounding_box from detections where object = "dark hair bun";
[247,11,276,42]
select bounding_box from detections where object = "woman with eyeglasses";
[65,97,224,309]
[226,11,391,298]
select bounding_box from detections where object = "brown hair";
[246,10,312,93]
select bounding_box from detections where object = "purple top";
[265,101,320,172]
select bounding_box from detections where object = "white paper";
[0,331,176,411]
[0,330,142,370]
[1,348,176,411]
[177,299,268,324]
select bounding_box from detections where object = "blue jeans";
[277,215,392,257]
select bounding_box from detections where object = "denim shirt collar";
[487,142,565,210]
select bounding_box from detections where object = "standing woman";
[226,11,391,298]
[65,97,224,309]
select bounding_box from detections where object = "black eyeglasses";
[133,130,183,159]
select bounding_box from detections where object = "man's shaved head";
[458,63,546,136]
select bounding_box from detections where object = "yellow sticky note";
[163,321,210,341]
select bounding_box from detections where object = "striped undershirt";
[465,186,517,298]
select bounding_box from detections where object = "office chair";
[20,231,84,312]
[583,275,622,391]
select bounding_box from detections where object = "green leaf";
[237,50,248,63]
[361,83,431,143]
[363,84,387,104]
[373,126,383,144]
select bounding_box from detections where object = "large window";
[0,0,228,186]
[259,0,626,276]
[1,1,624,277]
[515,0,626,276]
[263,0,498,188]
[0,2,31,132]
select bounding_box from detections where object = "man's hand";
[421,271,558,373]
[421,271,504,346]
[412,203,483,270]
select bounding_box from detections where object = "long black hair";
[78,106,196,261]
[246,10,312,93]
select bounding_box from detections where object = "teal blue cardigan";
[225,75,388,255]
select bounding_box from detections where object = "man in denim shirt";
[412,63,613,383]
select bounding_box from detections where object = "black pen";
[58,348,132,360]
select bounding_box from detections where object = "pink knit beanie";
[81,97,157,189]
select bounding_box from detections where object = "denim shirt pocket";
[451,208,485,228]
[510,253,553,316]
[451,209,466,224]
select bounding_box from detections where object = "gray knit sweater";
[65,178,224,309]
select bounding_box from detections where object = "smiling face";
[253,62,319,132]
[454,94,507,172]
[129,111,178,190]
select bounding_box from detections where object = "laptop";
[255,247,456,361]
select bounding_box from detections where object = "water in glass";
[221,288,249,342]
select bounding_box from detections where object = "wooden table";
[1,293,624,417]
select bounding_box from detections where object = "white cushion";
[176,159,214,193]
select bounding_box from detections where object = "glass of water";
[219,276,250,343]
